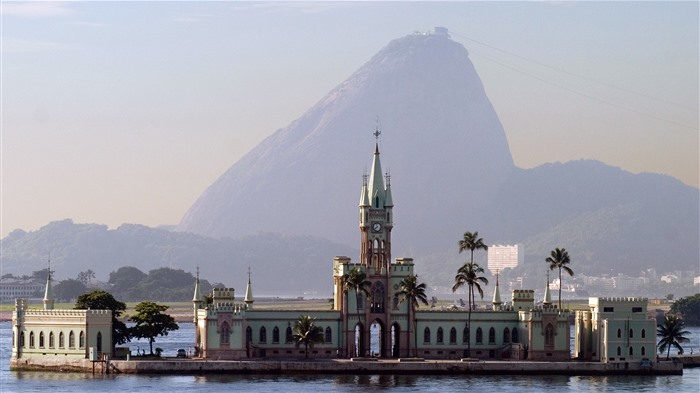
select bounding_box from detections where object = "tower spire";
[244,267,254,309]
[492,270,502,310]
[543,270,552,307]
[192,265,203,323]
[43,257,55,310]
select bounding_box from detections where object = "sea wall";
[11,357,683,376]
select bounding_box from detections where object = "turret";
[492,271,502,311]
[244,269,254,310]
[43,259,55,311]
[543,271,553,307]
[192,267,203,323]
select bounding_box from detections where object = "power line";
[449,31,698,130]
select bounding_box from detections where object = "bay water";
[1,321,698,392]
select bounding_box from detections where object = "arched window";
[641,329,646,339]
[641,346,646,356]
[79,331,85,349]
[545,324,555,346]
[370,282,385,313]
[512,328,519,343]
[462,327,469,344]
[96,332,102,353]
[503,328,510,344]
[39,332,45,348]
[629,329,634,338]
[437,327,444,344]
[488,327,496,344]
[617,328,622,338]
[29,331,35,348]
[629,346,634,356]
[49,332,55,348]
[59,332,64,348]
[20,332,25,348]
[423,327,431,343]
[449,327,457,344]
[617,346,621,356]
[245,326,253,346]
[476,327,483,344]
[272,327,280,343]
[220,322,231,345]
[259,326,267,343]
[69,331,75,349]
[285,326,293,343]
[393,294,399,309]
[325,327,332,343]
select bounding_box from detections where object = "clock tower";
[359,143,393,272]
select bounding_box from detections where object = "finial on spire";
[196,265,200,280]
[385,169,391,186]
[373,116,381,141]
[496,269,499,285]
[247,267,252,283]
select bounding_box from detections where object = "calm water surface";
[1,321,698,392]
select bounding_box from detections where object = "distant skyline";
[2,1,698,239]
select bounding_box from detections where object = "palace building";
[12,142,657,365]
[192,143,576,361]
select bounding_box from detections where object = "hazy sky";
[2,1,698,239]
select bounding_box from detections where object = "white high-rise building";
[488,244,523,275]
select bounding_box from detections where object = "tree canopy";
[129,301,179,355]
[74,290,131,347]
[670,293,700,326]
[657,314,691,359]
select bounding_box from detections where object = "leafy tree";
[452,262,488,358]
[657,314,691,359]
[108,266,147,300]
[398,274,429,357]
[32,269,52,282]
[546,248,574,309]
[54,279,88,302]
[292,315,324,358]
[341,267,371,356]
[77,269,96,286]
[670,293,700,326]
[129,301,179,355]
[75,290,131,350]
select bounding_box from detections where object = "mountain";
[176,30,698,281]
[1,219,354,296]
[177,31,515,253]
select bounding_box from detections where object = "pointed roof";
[359,173,370,207]
[192,267,203,303]
[244,268,254,307]
[384,173,393,208]
[43,259,55,310]
[543,271,552,306]
[367,143,386,208]
[492,272,502,308]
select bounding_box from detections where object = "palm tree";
[657,314,690,359]
[292,315,325,358]
[398,274,429,357]
[545,248,574,309]
[452,261,489,358]
[341,267,371,356]
[459,231,488,266]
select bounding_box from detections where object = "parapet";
[212,288,235,300]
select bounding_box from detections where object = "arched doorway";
[370,320,383,357]
[354,323,365,358]
[391,323,401,357]
[96,332,102,353]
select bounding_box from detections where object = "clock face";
[372,222,383,233]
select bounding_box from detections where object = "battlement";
[212,288,235,300]
[17,309,112,317]
[394,258,413,265]
[512,289,534,300]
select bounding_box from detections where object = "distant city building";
[694,276,700,286]
[0,278,44,302]
[487,244,523,275]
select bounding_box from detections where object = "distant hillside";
[1,220,354,297]
[175,31,699,282]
